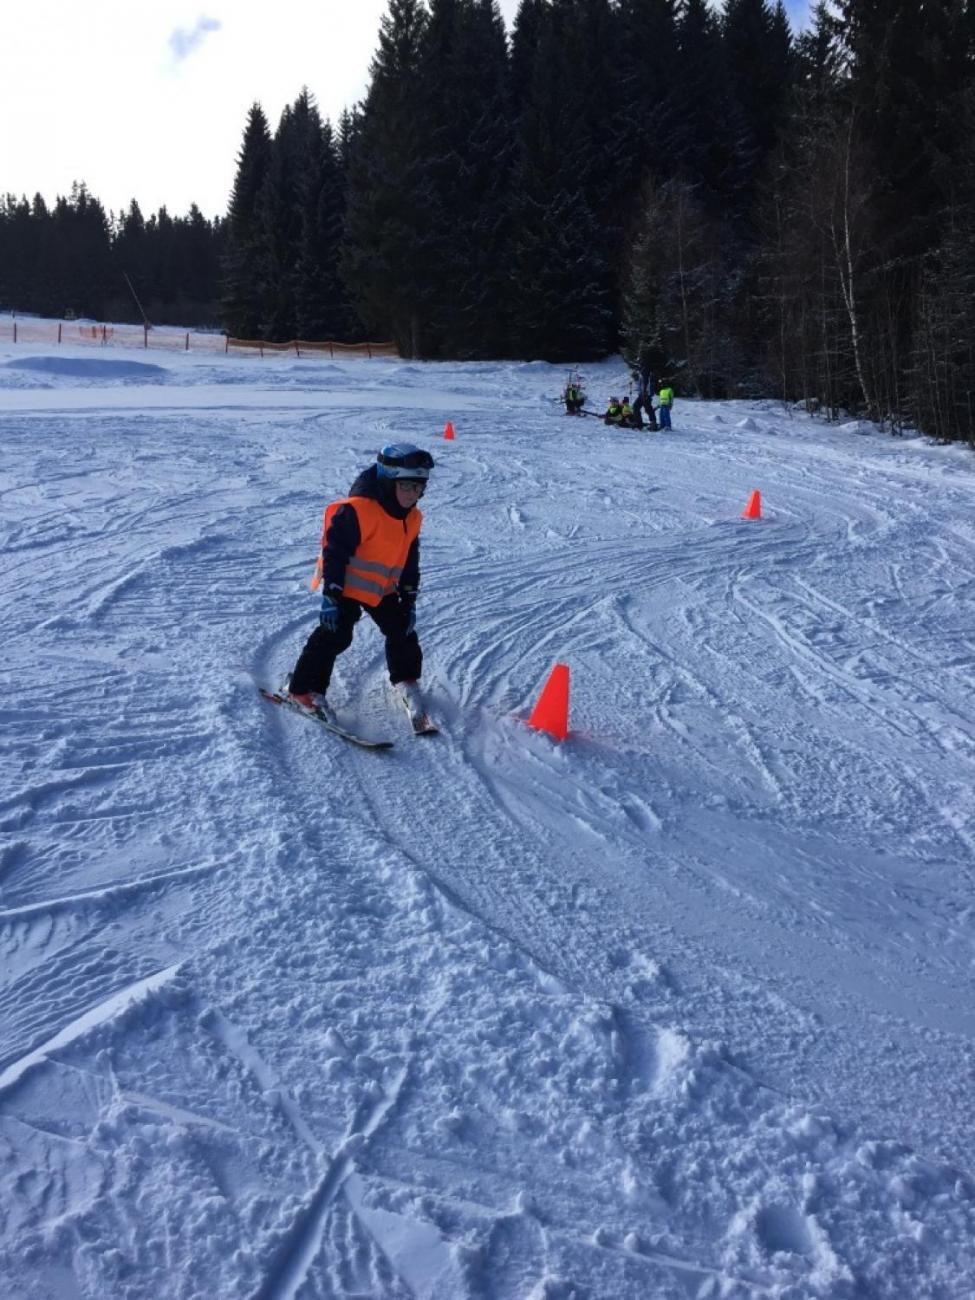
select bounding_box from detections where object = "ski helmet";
[376,443,435,481]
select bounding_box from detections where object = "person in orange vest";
[287,443,434,719]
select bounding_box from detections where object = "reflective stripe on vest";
[309,495,421,606]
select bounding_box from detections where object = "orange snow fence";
[0,316,397,359]
[228,337,398,358]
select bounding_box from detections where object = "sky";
[1,0,812,224]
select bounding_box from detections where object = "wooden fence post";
[185,332,189,351]
[58,322,62,343]
[13,322,17,343]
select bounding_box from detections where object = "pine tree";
[253,90,327,341]
[40,184,113,319]
[910,81,975,443]
[3,195,47,315]
[461,0,516,356]
[751,1,872,414]
[722,0,794,206]
[838,0,971,260]
[294,118,353,340]
[614,0,680,186]
[113,200,150,322]
[675,0,743,212]
[221,103,272,339]
[509,0,546,116]
[507,1,614,358]
[623,176,733,395]
[341,0,433,356]
[410,0,513,357]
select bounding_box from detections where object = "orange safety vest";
[309,496,422,606]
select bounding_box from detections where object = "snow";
[1,341,974,1299]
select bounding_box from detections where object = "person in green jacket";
[657,382,674,429]
[602,396,623,425]
[563,375,585,415]
[619,397,639,428]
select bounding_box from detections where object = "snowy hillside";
[1,343,974,1299]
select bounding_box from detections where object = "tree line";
[2,0,974,443]
[0,184,225,329]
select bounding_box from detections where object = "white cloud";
[169,15,222,64]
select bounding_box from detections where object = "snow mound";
[515,360,557,374]
[4,356,168,382]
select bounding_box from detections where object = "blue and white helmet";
[376,443,435,481]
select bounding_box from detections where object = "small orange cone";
[443,420,455,440]
[527,663,570,741]
[741,489,762,519]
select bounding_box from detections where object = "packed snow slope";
[1,343,974,1300]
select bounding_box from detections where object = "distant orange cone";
[443,420,455,440]
[527,663,570,741]
[741,489,762,519]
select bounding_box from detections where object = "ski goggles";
[377,448,435,479]
[395,479,426,495]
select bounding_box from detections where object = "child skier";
[602,396,623,425]
[619,396,639,428]
[563,374,585,415]
[657,381,675,429]
[287,443,434,723]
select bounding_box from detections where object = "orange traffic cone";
[443,420,455,440]
[527,663,570,742]
[741,489,762,519]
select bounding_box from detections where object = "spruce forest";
[2,0,974,444]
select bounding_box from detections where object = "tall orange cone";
[741,489,762,519]
[443,420,455,440]
[527,663,570,741]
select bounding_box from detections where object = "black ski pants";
[289,593,421,697]
[633,395,657,429]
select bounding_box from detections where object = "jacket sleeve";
[400,536,420,594]
[321,503,361,593]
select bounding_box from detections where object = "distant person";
[657,381,674,429]
[602,396,623,425]
[563,376,585,415]
[619,396,640,428]
[631,367,657,430]
[287,443,434,724]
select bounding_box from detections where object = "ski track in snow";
[1,346,975,1298]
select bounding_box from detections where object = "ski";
[396,691,439,737]
[260,688,395,750]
